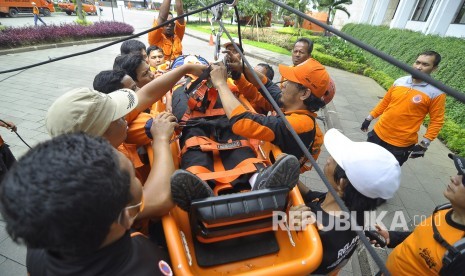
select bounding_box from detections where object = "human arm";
[369,224,412,248]
[0,120,17,132]
[409,93,445,158]
[210,62,242,118]
[138,112,177,219]
[174,0,184,25]
[156,0,171,25]
[135,63,207,112]
[148,0,171,46]
[229,106,314,148]
[234,74,282,112]
[361,86,394,131]
[424,93,446,142]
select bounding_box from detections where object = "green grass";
[242,39,290,55]
[186,24,291,56]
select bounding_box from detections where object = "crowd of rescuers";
[0,27,457,274]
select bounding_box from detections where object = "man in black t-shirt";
[292,128,402,275]
[0,134,172,276]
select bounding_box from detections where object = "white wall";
[404,20,426,32]
[332,0,367,29]
[445,24,465,38]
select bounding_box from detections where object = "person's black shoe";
[253,154,300,190]
[171,170,214,212]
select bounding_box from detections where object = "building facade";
[333,0,465,38]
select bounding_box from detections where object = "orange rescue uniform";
[386,208,465,275]
[370,76,446,147]
[148,20,185,61]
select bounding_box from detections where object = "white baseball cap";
[324,128,401,199]
[46,87,138,137]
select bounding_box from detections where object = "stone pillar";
[390,0,416,29]
[370,0,390,26]
[424,0,462,36]
[359,0,374,24]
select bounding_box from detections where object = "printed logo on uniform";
[412,94,422,104]
[158,260,173,276]
[419,248,437,269]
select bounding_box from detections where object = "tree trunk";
[324,6,332,36]
[76,0,83,20]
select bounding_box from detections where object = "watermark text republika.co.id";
[273,210,440,231]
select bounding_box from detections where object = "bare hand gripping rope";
[0,119,32,149]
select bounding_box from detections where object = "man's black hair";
[294,37,314,56]
[333,164,378,226]
[113,53,145,82]
[292,82,325,112]
[93,70,126,94]
[418,50,441,67]
[256,63,275,81]
[147,45,164,56]
[0,133,131,256]
[120,39,146,55]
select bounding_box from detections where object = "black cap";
[448,153,465,175]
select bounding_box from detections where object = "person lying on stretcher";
[167,55,331,212]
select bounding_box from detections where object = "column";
[370,0,390,26]
[359,0,374,24]
[390,0,417,29]
[424,0,462,36]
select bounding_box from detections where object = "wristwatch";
[420,140,430,148]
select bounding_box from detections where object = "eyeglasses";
[118,195,144,225]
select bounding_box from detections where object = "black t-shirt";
[304,191,359,275]
[27,232,172,276]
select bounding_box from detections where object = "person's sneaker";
[171,170,214,212]
[253,154,300,190]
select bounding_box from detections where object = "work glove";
[360,119,371,132]
[409,144,428,158]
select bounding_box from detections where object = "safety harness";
[176,66,269,184]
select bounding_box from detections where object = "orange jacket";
[234,74,273,114]
[148,20,185,61]
[229,105,322,167]
[33,6,39,15]
[233,74,323,167]
[370,76,446,147]
[386,208,463,275]
[117,109,152,183]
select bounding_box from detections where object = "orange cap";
[279,58,329,98]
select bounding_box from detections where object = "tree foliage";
[237,0,273,18]
[313,0,352,25]
[280,0,311,27]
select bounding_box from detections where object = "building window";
[454,1,465,24]
[411,0,436,22]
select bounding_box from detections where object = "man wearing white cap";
[292,128,401,275]
[46,88,177,218]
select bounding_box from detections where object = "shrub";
[0,21,134,49]
[313,51,367,74]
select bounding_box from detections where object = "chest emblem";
[412,95,422,104]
